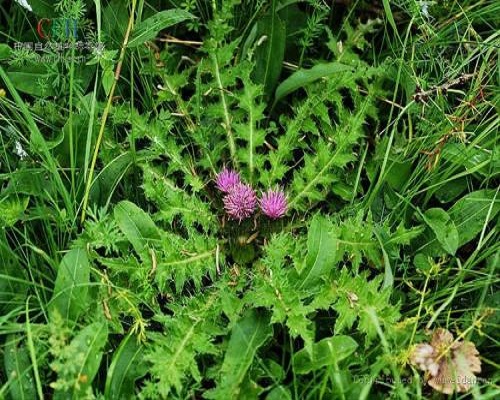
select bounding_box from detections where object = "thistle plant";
[259,188,288,219]
[0,0,497,399]
[216,169,288,222]
[215,168,241,193]
[222,182,257,221]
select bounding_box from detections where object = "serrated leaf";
[423,208,459,255]
[145,292,223,397]
[206,309,272,399]
[386,223,425,246]
[114,200,160,254]
[49,247,89,323]
[274,62,354,104]
[297,215,337,290]
[0,196,30,229]
[293,335,358,374]
[105,334,146,400]
[128,9,195,48]
[3,335,36,400]
[53,322,108,400]
[330,269,400,345]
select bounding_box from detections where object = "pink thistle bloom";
[260,189,288,219]
[223,183,257,221]
[215,168,241,193]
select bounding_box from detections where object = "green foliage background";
[0,0,498,399]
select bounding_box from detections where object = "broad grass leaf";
[49,247,90,323]
[128,9,195,48]
[435,178,468,203]
[205,309,272,399]
[297,215,337,290]
[441,143,491,177]
[423,208,459,255]
[274,62,354,104]
[448,189,500,246]
[266,385,292,400]
[102,0,129,41]
[102,68,114,97]
[293,335,358,374]
[105,333,146,400]
[90,153,134,206]
[22,0,54,14]
[1,169,55,197]
[53,322,108,400]
[3,335,36,400]
[253,9,286,97]
[0,44,11,60]
[0,236,27,314]
[385,160,412,190]
[382,0,397,33]
[59,114,93,167]
[6,65,55,97]
[114,200,160,254]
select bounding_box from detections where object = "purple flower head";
[260,189,288,219]
[223,183,257,221]
[216,168,241,193]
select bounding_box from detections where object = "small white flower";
[418,1,435,20]
[421,4,429,18]
[15,0,33,12]
[14,141,28,160]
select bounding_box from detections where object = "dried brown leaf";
[410,328,481,394]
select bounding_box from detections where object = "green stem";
[410,273,430,346]
[68,43,76,199]
[25,298,44,400]
[212,53,237,164]
[81,0,138,222]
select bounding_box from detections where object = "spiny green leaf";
[0,196,30,229]
[144,291,224,397]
